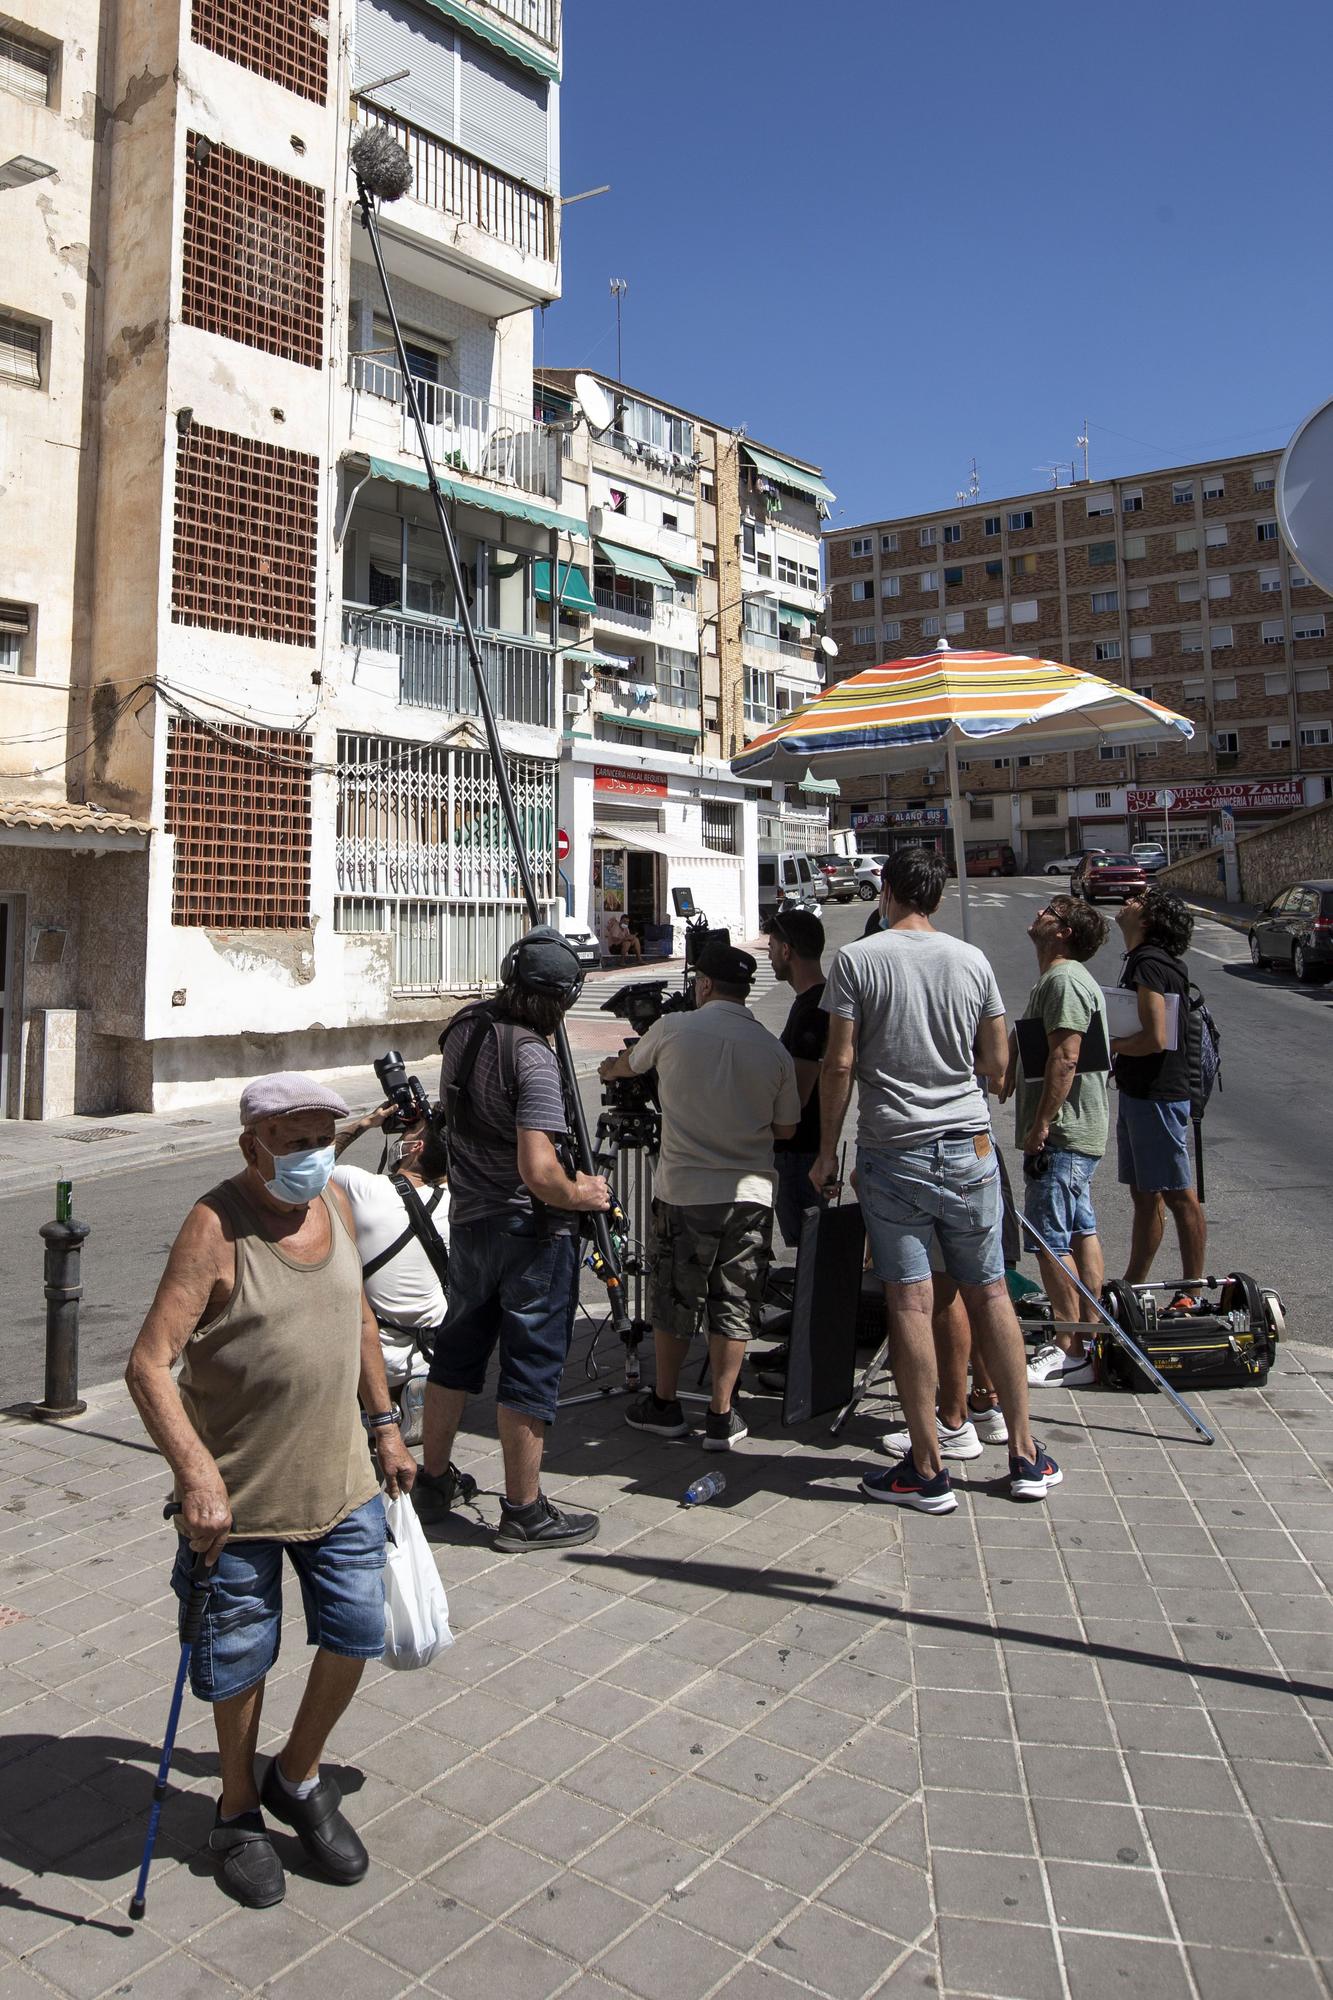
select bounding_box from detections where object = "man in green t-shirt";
[999,895,1110,1387]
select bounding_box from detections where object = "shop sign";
[852,806,949,829]
[1126,779,1302,816]
[593,763,668,798]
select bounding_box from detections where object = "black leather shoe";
[259,1762,368,1884]
[209,1807,285,1908]
[411,1461,478,1524]
[494,1493,600,1554]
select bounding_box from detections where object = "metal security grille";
[191,0,328,102]
[172,423,318,643]
[183,139,324,367]
[702,801,738,854]
[165,719,312,927]
[335,733,556,991]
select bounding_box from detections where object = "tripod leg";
[830,1333,894,1436]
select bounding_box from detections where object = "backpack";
[1183,980,1221,1122]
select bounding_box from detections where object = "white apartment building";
[0,0,574,1115]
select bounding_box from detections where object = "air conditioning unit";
[564,692,585,714]
[588,505,605,533]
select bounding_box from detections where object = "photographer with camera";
[415,926,610,1553]
[600,936,800,1450]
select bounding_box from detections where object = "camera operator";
[765,907,827,1250]
[415,925,610,1553]
[600,936,800,1449]
[331,1103,451,1445]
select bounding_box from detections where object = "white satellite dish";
[818,635,839,660]
[574,372,615,437]
[1277,393,1333,596]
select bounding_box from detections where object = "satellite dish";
[1277,394,1333,596]
[818,635,839,660]
[574,372,615,437]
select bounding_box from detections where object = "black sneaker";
[703,1404,749,1451]
[859,1452,957,1515]
[208,1807,285,1908]
[494,1493,601,1554]
[625,1390,689,1438]
[411,1461,478,1525]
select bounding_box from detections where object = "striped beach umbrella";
[731,642,1193,937]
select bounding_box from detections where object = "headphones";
[499,931,585,1004]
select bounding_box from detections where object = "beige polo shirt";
[628,1001,800,1208]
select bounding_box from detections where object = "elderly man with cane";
[125,1073,415,1910]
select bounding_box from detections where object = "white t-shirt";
[332,1164,449,1329]
[628,1001,800,1207]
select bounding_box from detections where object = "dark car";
[1249,880,1333,982]
[812,853,858,902]
[1072,851,1148,903]
[965,843,1018,878]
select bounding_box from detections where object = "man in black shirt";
[1111,888,1207,1293]
[766,907,827,1247]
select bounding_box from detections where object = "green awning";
[594,539,675,588]
[364,457,586,540]
[741,443,835,506]
[564,648,620,668]
[610,715,700,742]
[779,603,814,629]
[535,560,596,612]
[799,771,840,795]
[663,554,704,577]
[415,0,559,82]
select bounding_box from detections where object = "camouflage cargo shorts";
[648,1198,774,1342]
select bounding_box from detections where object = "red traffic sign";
[556,827,570,862]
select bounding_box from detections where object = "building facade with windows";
[0,0,571,1115]
[825,452,1333,869]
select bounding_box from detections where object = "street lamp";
[0,156,56,190]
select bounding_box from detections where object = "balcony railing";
[350,356,558,500]
[357,104,554,262]
[594,584,653,629]
[471,0,560,48]
[342,605,554,731]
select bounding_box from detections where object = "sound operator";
[599,936,800,1450]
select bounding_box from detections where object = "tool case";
[1096,1273,1283,1392]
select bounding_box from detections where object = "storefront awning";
[799,771,840,796]
[740,443,835,506]
[535,560,596,613]
[594,539,676,588]
[363,457,586,541]
[591,822,713,862]
[618,715,700,742]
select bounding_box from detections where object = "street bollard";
[31,1207,90,1422]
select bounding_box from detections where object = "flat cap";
[239,1071,350,1127]
[696,936,757,989]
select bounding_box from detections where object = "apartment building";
[536,367,833,950]
[825,451,1333,868]
[0,0,571,1116]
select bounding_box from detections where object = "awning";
[591,822,712,861]
[741,443,835,506]
[565,648,620,668]
[613,715,700,742]
[594,539,675,588]
[0,799,152,852]
[535,560,596,613]
[798,772,840,796]
[363,457,586,541]
[415,0,559,82]
[663,554,704,577]
[779,603,814,629]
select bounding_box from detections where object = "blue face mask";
[259,1141,336,1205]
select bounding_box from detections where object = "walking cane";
[128,1506,213,1920]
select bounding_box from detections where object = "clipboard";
[1015,1009,1111,1077]
[1101,984,1180,1049]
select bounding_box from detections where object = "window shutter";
[0,311,40,385]
[354,0,457,143]
[458,39,548,185]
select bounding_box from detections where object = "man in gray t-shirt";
[813,848,1061,1516]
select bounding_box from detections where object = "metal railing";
[342,605,554,730]
[357,104,554,262]
[470,0,560,48]
[594,584,653,627]
[349,356,558,499]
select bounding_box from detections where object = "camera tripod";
[558,1099,660,1409]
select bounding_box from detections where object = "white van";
[757,851,820,919]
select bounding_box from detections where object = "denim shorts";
[1022,1148,1101,1257]
[427,1219,579,1423]
[858,1135,1005,1288]
[1117,1096,1193,1193]
[171,1495,386,1705]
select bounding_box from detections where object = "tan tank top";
[176,1180,379,1542]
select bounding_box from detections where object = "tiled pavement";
[3,1336,1333,2000]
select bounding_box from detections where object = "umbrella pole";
[947,741,972,943]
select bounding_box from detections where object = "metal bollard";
[31,1213,90,1421]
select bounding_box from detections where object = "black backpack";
[1184,980,1221,1122]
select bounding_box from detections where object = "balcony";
[470,0,560,50]
[350,356,560,502]
[593,583,653,631]
[342,605,554,732]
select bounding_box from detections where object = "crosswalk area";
[567,958,780,1021]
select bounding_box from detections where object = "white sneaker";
[1026,1342,1094,1387]
[878,1417,983,1461]
[968,1401,1009,1445]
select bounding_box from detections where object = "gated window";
[191,0,328,102]
[702,801,737,854]
[172,423,318,643]
[165,719,312,927]
[182,139,325,366]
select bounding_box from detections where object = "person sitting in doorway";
[606,912,643,962]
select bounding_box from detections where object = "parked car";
[1043,847,1107,876]
[853,854,887,900]
[559,915,601,970]
[758,850,821,920]
[1132,842,1168,874]
[965,843,1018,878]
[1248,880,1333,982]
[812,853,858,903]
[1071,852,1148,903]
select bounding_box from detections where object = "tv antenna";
[1076,420,1090,483]
[955,457,981,506]
[1036,461,1075,490]
[609,277,628,382]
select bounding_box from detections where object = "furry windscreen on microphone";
[351,126,414,203]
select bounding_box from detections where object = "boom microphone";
[351,125,413,203]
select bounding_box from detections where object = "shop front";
[850,806,953,864]
[1126,779,1307,855]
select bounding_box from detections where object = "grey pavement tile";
[425,1921,574,2000]
[1046,1857,1173,1936]
[0,1873,109,1959]
[868,1797,929,1868]
[509,1874,646,1961]
[426,1751,542,1826]
[1173,1625,1286,1670]
[1033,1797,1150,1870]
[915,1688,1013,1741]
[263,1936,407,2000]
[98,1951,252,2000]
[497,1785,623,1864]
[1021,1743,1133,1804]
[1263,1817,1333,1888]
[657,1618,754,1670]
[909,1643,1005,1693]
[426,1832,557,1917]
[602,1649,714,1703]
[1186,1946,1329,2000]
[821,1848,933,1943]
[636,1775,765,1852]
[866,1948,944,1998]
[694,1738,814,1805]
[428,1687,541,1752]
[785,1766,907,1841]
[1164,1870,1302,1953]
[666,1858,797,1951]
[1108,1701,1218,1756]
[710,1962,832,2000]
[760,1899,906,1999]
[346,1878,488,1975]
[595,1911,741,2000]
[621,1710,734,1772]
[920,1731,1022,1795]
[999,1646,1105,1703]
[937,1912,1064,2000]
[786,1659,905,1723]
[192,1904,328,1988]
[550,1681,658,1741]
[926,1786,1036,1856]
[1209,1707,1330,1764]
[1142,1807,1270,1879]
[1286,1882,1333,1962]
[489,1714,604,1781]
[1010,1695,1116,1749]
[578,1821,703,1904]
[1124,1750,1241,1811]
[1061,1933,1193,2000]
[724,1813,858,1896]
[932,1846,1048,1925]
[675,1670,781,1729]
[748,1696,860,1763]
[720,1638,827,1691]
[563,1742,680,1815]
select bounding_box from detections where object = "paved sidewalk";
[3,1332,1333,2000]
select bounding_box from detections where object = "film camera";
[372,1049,432,1132]
[597,913,730,1121]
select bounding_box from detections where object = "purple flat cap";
[239,1071,350,1127]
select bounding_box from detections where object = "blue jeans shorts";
[1023,1148,1101,1258]
[858,1134,1004,1288]
[171,1495,386,1705]
[1116,1096,1193,1193]
[427,1219,579,1423]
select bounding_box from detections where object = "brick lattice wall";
[190,0,328,103]
[171,423,318,645]
[165,719,312,927]
[183,139,325,368]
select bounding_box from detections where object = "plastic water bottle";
[682,1471,726,1508]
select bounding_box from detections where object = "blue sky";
[543,0,1333,528]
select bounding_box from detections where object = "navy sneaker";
[626,1390,689,1438]
[859,1452,957,1515]
[1009,1442,1063,1501]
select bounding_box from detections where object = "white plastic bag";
[381,1491,453,1671]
